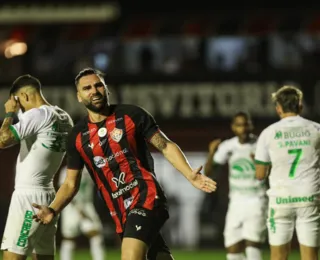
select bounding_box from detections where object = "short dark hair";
[272,86,303,113]
[10,74,41,95]
[232,111,251,124]
[74,67,105,87]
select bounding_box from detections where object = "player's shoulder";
[24,107,45,117]
[71,116,89,135]
[300,117,320,130]
[220,136,238,149]
[260,121,281,135]
[18,107,47,123]
[248,134,258,144]
[113,104,151,117]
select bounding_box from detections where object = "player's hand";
[32,203,55,225]
[208,139,221,154]
[4,95,19,113]
[188,166,217,193]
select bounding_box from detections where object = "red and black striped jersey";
[66,104,167,233]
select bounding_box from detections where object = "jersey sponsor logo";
[230,158,255,179]
[93,156,107,168]
[98,127,107,137]
[124,196,134,209]
[110,128,123,142]
[93,148,128,168]
[16,210,33,247]
[284,130,311,139]
[99,139,107,147]
[83,128,97,136]
[112,172,126,188]
[276,195,315,205]
[111,179,138,199]
[274,131,282,139]
[88,140,107,149]
[107,118,123,124]
[106,148,128,162]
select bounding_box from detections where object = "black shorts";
[119,206,171,259]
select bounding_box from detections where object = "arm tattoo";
[149,132,170,151]
[0,117,18,148]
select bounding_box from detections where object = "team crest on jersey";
[110,128,123,142]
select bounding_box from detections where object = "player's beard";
[84,95,108,113]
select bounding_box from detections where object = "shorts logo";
[98,127,107,137]
[17,210,33,247]
[110,128,123,142]
[135,225,142,231]
[112,172,126,188]
[276,195,315,205]
[129,208,147,217]
[93,156,106,168]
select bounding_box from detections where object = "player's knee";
[226,253,246,260]
[270,245,290,260]
[299,244,318,260]
[245,246,262,260]
[121,249,145,260]
[3,251,27,260]
[121,238,148,260]
[226,241,245,253]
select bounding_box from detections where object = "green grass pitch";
[57,249,301,260]
[0,248,303,259]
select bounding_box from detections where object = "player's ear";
[77,92,82,103]
[275,103,282,116]
[230,122,236,132]
[21,92,28,102]
[299,103,303,114]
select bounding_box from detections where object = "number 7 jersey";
[255,115,320,207]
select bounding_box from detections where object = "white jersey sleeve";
[255,129,271,165]
[10,108,46,141]
[213,141,229,165]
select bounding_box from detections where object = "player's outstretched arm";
[149,131,217,193]
[32,168,82,224]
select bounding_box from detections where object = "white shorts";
[224,197,267,247]
[267,205,320,247]
[1,189,57,256]
[61,202,103,238]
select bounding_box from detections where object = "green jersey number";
[288,149,302,178]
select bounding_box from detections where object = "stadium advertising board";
[0,80,317,119]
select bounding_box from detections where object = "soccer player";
[255,86,320,260]
[58,165,105,260]
[32,67,217,260]
[0,75,73,260]
[204,112,267,260]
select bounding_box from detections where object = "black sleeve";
[66,128,84,170]
[136,106,160,140]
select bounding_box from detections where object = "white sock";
[245,246,262,260]
[60,240,75,260]
[89,235,105,260]
[226,253,246,260]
